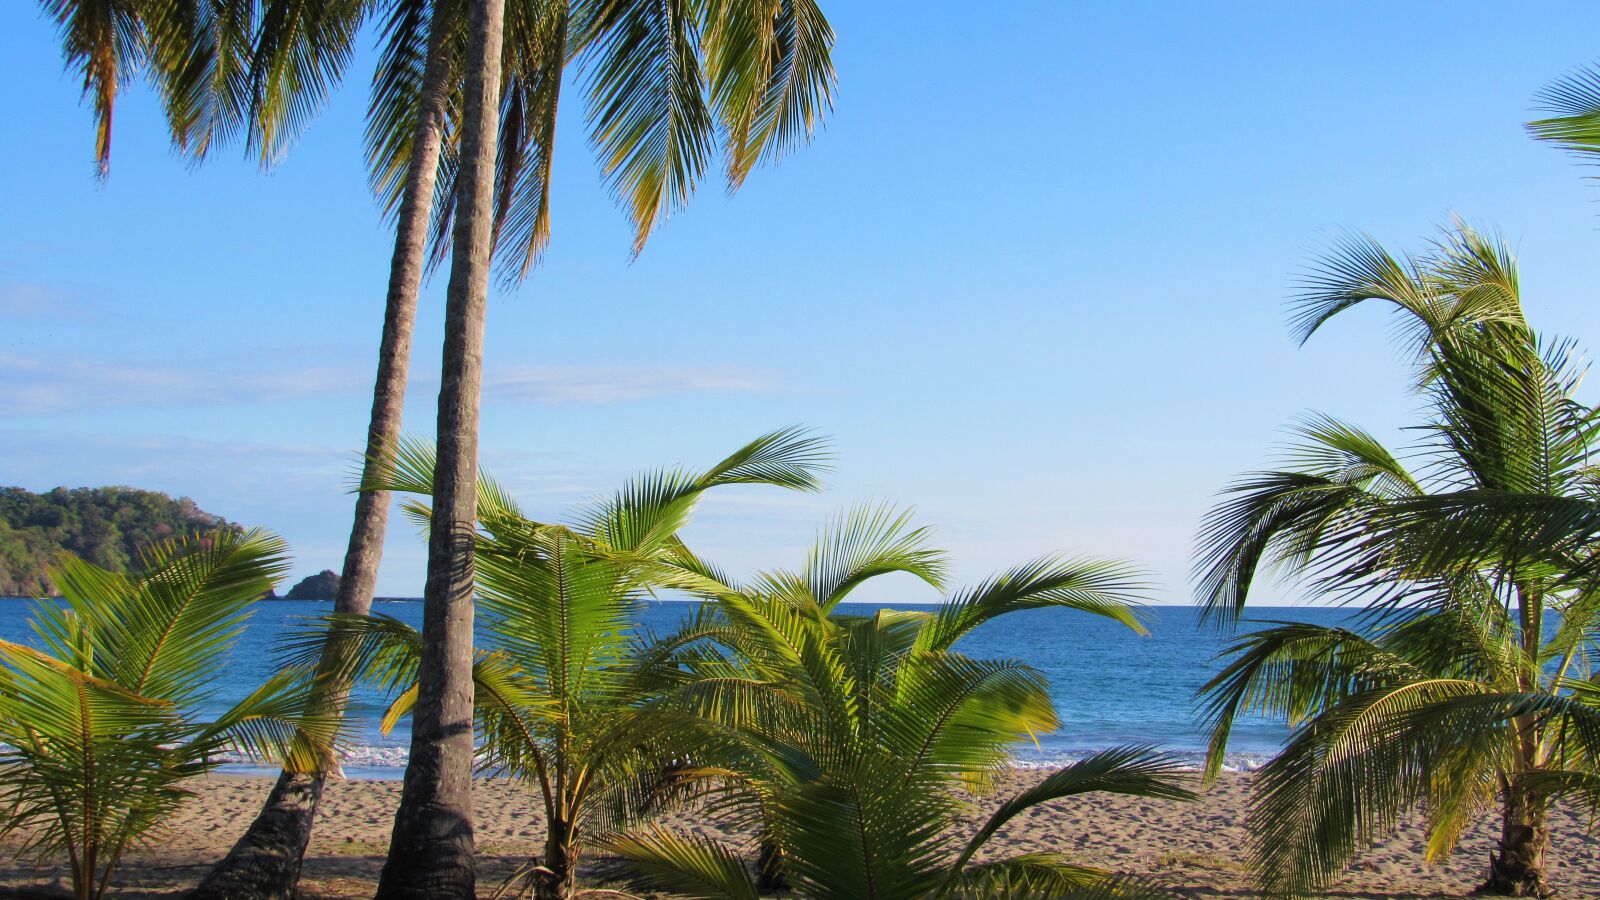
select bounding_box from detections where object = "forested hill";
[0,486,241,596]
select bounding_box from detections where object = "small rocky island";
[284,569,341,600]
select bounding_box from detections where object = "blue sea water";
[0,598,1350,778]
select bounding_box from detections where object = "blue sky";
[6,1,1600,602]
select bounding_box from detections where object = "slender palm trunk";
[1479,585,1552,898]
[374,0,505,893]
[189,16,453,900]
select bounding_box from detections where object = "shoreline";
[5,770,1598,898]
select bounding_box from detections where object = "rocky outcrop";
[284,569,341,601]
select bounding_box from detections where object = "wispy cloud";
[3,353,785,416]
[0,283,104,322]
[0,353,364,415]
[483,364,781,405]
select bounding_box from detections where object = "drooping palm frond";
[243,0,368,166]
[916,556,1149,653]
[701,0,836,188]
[575,0,715,254]
[601,827,762,899]
[1196,622,1423,782]
[943,746,1195,886]
[39,0,148,177]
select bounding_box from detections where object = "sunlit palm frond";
[244,0,367,166]
[801,503,947,612]
[1529,63,1600,163]
[945,746,1194,882]
[575,0,715,254]
[601,827,761,899]
[703,0,836,188]
[918,557,1149,653]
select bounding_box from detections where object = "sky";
[6,1,1600,602]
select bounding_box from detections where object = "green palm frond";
[881,653,1056,780]
[1247,678,1493,895]
[802,503,947,611]
[579,426,829,554]
[576,0,716,254]
[357,432,525,525]
[60,529,289,704]
[917,557,1149,653]
[944,854,1170,900]
[1196,622,1424,782]
[945,746,1195,883]
[601,827,761,899]
[703,0,836,188]
[243,0,367,166]
[1529,63,1600,163]
[40,0,148,177]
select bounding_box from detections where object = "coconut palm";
[386,2,837,892]
[0,529,336,900]
[290,429,829,899]
[185,2,838,894]
[606,506,1195,899]
[1193,224,1600,897]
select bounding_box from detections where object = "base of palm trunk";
[189,771,323,900]
[1476,822,1553,898]
[533,827,577,900]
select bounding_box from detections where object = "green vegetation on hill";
[0,486,239,596]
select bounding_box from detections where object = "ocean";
[0,598,1349,778]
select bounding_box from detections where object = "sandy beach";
[3,770,1597,898]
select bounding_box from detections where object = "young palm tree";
[609,507,1195,899]
[291,429,829,899]
[1193,224,1600,897]
[0,530,336,900]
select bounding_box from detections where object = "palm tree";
[194,0,838,893]
[0,530,336,900]
[291,429,830,899]
[608,506,1195,899]
[383,2,839,894]
[1192,224,1600,897]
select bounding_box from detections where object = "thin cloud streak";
[482,364,781,405]
[0,283,94,322]
[4,354,784,415]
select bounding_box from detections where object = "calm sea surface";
[0,599,1350,778]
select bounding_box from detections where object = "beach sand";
[3,770,1598,898]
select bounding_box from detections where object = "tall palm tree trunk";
[189,16,454,900]
[374,0,504,893]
